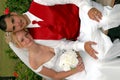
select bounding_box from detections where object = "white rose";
[59,50,79,71]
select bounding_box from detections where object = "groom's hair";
[0,14,10,32]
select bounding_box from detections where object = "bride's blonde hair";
[5,32,12,44]
[5,30,24,48]
[11,32,23,48]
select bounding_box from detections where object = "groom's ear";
[10,12,18,15]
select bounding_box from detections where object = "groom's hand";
[84,41,98,59]
[88,8,102,22]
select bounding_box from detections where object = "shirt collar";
[23,11,43,28]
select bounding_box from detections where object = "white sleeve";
[34,39,85,51]
[99,5,120,30]
[34,0,92,14]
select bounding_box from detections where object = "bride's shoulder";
[29,57,44,70]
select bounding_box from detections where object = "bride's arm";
[39,64,84,80]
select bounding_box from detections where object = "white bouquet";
[59,50,79,71]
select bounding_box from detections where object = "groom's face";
[5,14,28,32]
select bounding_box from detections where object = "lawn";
[0,1,42,79]
[0,0,16,76]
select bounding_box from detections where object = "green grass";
[0,0,16,76]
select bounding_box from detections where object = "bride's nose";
[24,37,30,43]
[14,21,21,27]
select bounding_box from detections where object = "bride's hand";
[84,41,98,59]
[75,55,85,72]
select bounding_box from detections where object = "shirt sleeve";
[34,39,85,52]
[34,0,92,14]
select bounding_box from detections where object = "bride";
[9,28,120,80]
[8,1,120,80]
[10,29,85,80]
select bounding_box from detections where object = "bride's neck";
[27,42,54,55]
[28,43,41,53]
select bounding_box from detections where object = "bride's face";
[16,30,34,48]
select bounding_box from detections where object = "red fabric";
[4,7,10,15]
[28,1,80,40]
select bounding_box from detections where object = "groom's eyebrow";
[13,26,15,31]
[11,17,15,31]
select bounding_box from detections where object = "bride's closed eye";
[25,31,29,36]
[20,38,24,42]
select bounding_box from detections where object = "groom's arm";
[35,39,98,59]
[34,0,92,15]
[34,0,102,22]
[35,39,85,51]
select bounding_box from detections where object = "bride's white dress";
[9,1,120,80]
[9,41,120,80]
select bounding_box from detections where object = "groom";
[0,0,104,59]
